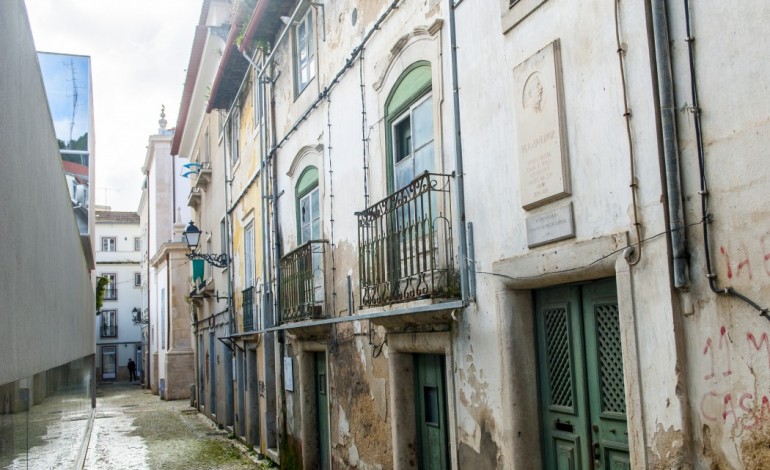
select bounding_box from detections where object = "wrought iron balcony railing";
[101,325,117,338]
[356,172,458,308]
[279,240,327,324]
[242,286,255,331]
[104,288,117,301]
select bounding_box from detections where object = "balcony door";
[101,309,117,338]
[296,167,323,311]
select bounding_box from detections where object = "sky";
[25,0,203,211]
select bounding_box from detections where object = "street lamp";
[183,221,228,268]
[131,307,148,324]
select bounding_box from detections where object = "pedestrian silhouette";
[127,358,137,381]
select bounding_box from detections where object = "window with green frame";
[385,62,434,192]
[296,166,320,244]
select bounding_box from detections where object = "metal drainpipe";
[260,57,272,330]
[448,3,468,469]
[146,176,151,389]
[651,0,690,289]
[223,112,235,333]
[448,1,470,303]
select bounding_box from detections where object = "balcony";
[194,162,212,189]
[356,172,458,308]
[101,325,117,338]
[242,286,255,331]
[279,240,327,324]
[104,287,117,301]
[187,187,202,209]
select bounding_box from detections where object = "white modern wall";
[0,0,94,385]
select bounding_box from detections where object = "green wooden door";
[535,279,629,470]
[582,280,630,469]
[415,354,449,470]
[315,352,330,470]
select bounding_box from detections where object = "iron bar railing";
[104,287,117,301]
[279,240,327,324]
[357,172,458,308]
[242,286,255,331]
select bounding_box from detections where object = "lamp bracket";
[186,252,229,268]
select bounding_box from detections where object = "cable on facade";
[683,0,769,321]
[326,94,339,351]
[359,49,370,209]
[267,0,402,159]
[614,0,643,266]
[227,0,402,219]
[474,218,707,283]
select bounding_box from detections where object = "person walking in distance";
[127,358,137,381]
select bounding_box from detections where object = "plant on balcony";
[95,276,110,315]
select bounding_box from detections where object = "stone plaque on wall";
[513,40,570,210]
[526,202,575,248]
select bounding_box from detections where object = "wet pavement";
[82,381,263,469]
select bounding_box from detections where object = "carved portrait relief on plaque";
[512,40,570,210]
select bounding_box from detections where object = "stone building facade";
[174,0,770,467]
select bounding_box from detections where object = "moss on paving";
[129,408,253,469]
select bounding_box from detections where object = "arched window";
[296,166,320,244]
[385,62,434,191]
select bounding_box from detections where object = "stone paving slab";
[82,381,265,469]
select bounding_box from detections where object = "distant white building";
[94,209,143,381]
[140,110,195,400]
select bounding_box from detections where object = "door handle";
[592,442,601,468]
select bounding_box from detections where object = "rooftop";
[95,210,140,224]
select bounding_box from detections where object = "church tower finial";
[159,105,167,130]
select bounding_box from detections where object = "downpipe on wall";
[650,0,690,289]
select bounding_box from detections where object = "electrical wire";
[683,0,769,321]
[614,0,643,266]
[475,218,706,282]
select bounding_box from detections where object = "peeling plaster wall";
[665,1,770,466]
[189,0,770,467]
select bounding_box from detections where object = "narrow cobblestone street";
[82,382,263,469]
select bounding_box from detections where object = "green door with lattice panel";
[582,279,630,469]
[535,279,629,470]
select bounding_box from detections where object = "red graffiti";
[761,233,770,277]
[703,327,732,380]
[747,332,770,370]
[701,391,770,430]
[720,244,753,280]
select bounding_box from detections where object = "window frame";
[390,93,434,190]
[244,222,255,287]
[103,273,117,300]
[230,107,241,165]
[134,237,141,251]
[101,309,117,338]
[384,62,434,193]
[293,7,316,96]
[102,237,117,252]
[134,272,141,287]
[295,166,320,244]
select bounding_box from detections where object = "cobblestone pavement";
[82,381,263,470]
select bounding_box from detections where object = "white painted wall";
[95,218,142,369]
[0,0,94,385]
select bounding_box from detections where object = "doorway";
[101,346,116,380]
[415,353,449,470]
[534,278,629,469]
[314,352,330,470]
